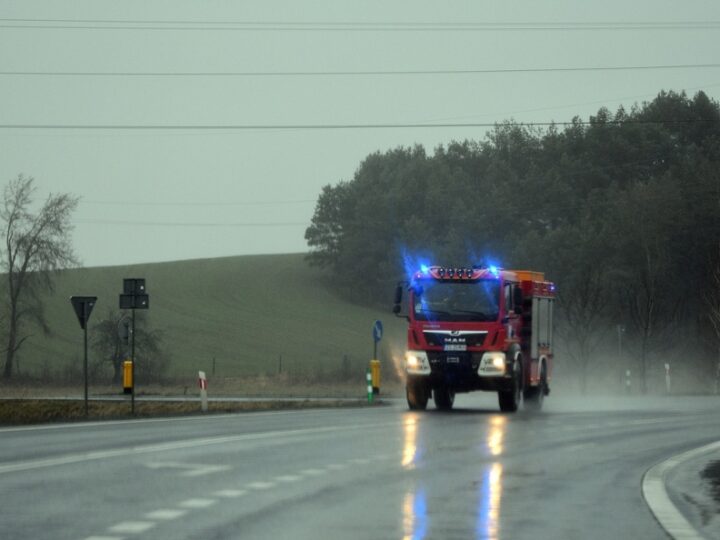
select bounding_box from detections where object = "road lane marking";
[275,474,302,483]
[144,461,231,477]
[179,498,216,509]
[642,440,720,539]
[145,509,188,520]
[326,463,347,470]
[108,521,155,534]
[350,458,371,465]
[247,481,275,490]
[299,468,325,476]
[214,489,247,498]
[83,536,123,540]
[0,421,397,475]
[0,406,382,434]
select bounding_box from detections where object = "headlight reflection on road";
[401,415,419,469]
[476,462,503,540]
[487,415,506,457]
[402,488,428,540]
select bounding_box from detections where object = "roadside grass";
[12,253,406,383]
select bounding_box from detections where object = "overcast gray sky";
[1,1,719,267]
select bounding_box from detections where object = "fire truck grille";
[427,352,484,373]
[423,331,487,348]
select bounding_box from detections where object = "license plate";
[446,356,460,363]
[444,344,466,352]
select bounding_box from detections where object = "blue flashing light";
[489,265,500,278]
[420,264,430,274]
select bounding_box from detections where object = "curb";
[643,440,720,539]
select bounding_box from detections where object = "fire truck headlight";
[479,352,506,376]
[405,351,431,375]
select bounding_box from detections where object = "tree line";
[305,90,720,392]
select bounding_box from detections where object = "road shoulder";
[643,440,720,539]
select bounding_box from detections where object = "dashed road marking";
[83,536,123,540]
[327,463,347,470]
[350,458,371,465]
[247,481,275,490]
[214,489,247,498]
[144,461,231,477]
[179,498,216,509]
[299,468,325,476]
[145,509,188,520]
[108,521,156,534]
[275,474,302,483]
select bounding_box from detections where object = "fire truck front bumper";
[406,350,517,393]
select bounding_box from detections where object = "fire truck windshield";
[413,280,501,322]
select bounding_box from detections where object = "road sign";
[70,296,97,329]
[373,320,383,343]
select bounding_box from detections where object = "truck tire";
[406,376,429,410]
[498,366,521,413]
[433,386,455,411]
[524,365,546,411]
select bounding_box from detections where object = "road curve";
[1,394,718,539]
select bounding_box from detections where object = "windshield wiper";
[452,310,494,321]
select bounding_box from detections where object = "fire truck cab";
[393,264,555,412]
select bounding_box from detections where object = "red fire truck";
[393,264,555,412]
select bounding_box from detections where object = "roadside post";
[198,371,209,412]
[119,278,149,415]
[366,369,373,403]
[625,369,632,394]
[70,296,97,417]
[370,320,383,394]
[665,363,671,395]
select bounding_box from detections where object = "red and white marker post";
[198,371,208,412]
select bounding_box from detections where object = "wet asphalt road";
[1,393,719,540]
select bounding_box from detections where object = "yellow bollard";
[123,360,133,395]
[370,359,381,395]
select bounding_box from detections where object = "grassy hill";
[14,253,407,384]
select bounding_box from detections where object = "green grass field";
[13,253,407,386]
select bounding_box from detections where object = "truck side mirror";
[513,285,524,314]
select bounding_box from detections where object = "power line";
[2,20,720,31]
[81,199,315,207]
[0,120,711,131]
[73,219,307,227]
[3,63,719,78]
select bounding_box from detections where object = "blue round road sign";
[373,320,383,342]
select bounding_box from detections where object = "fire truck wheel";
[433,386,455,410]
[406,376,429,410]
[498,369,521,413]
[524,366,547,411]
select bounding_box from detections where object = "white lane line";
[83,536,124,540]
[642,440,720,540]
[179,498,217,509]
[108,521,156,534]
[144,461,231,477]
[326,463,347,471]
[0,406,362,434]
[275,474,302,483]
[145,509,188,520]
[0,421,397,475]
[247,481,275,490]
[299,468,325,476]
[214,489,247,498]
[350,458,371,465]
[565,443,597,453]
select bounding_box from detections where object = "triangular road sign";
[70,296,97,330]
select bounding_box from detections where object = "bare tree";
[1,175,79,378]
